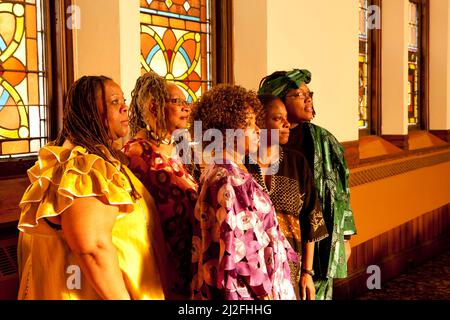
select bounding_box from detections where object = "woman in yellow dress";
[17,76,166,300]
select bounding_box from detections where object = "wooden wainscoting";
[0,225,19,300]
[334,204,450,299]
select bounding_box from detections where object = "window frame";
[211,0,234,85]
[408,0,430,132]
[0,0,74,178]
[359,0,382,137]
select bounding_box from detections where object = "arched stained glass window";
[0,0,48,158]
[140,0,212,103]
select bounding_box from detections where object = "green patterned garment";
[286,122,357,300]
[259,68,357,299]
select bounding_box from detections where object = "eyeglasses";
[285,91,314,100]
[166,97,191,107]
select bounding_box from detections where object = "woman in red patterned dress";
[123,72,198,300]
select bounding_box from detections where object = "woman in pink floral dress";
[190,84,297,300]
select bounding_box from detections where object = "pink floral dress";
[191,160,298,300]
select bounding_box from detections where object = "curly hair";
[191,84,262,133]
[128,71,168,137]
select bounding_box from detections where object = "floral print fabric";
[123,138,198,300]
[191,160,297,300]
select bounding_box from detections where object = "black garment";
[245,146,328,289]
[285,123,315,168]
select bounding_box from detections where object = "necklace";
[146,125,172,146]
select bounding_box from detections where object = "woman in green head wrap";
[259,69,357,300]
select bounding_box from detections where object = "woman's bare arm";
[61,197,130,300]
[300,241,316,300]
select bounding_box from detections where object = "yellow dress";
[17,144,166,300]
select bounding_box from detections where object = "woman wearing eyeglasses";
[123,72,198,300]
[244,93,329,300]
[259,69,357,300]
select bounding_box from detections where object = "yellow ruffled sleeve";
[18,144,135,235]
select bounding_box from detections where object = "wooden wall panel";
[335,204,450,299]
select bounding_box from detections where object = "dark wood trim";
[0,177,30,225]
[342,140,360,169]
[0,222,19,241]
[211,0,234,85]
[49,0,74,139]
[0,158,36,179]
[408,0,430,132]
[334,204,450,299]
[370,0,382,136]
[430,130,450,143]
[381,134,409,150]
[419,0,430,131]
[359,0,382,137]
[0,237,19,300]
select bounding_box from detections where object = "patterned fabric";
[285,122,357,300]
[245,147,328,294]
[123,138,198,300]
[191,160,297,300]
[17,144,165,300]
[258,69,312,97]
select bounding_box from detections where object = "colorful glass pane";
[408,1,420,126]
[140,0,211,103]
[358,0,369,129]
[0,0,47,158]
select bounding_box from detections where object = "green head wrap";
[258,69,312,99]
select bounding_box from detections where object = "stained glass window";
[408,1,420,126]
[140,0,212,103]
[358,0,369,129]
[0,0,48,158]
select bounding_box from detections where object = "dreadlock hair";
[129,71,168,138]
[54,75,141,199]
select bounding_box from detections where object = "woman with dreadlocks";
[122,71,198,300]
[17,76,165,300]
[258,69,357,300]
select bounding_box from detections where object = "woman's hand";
[344,240,352,263]
[300,273,316,300]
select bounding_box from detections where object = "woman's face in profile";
[97,80,129,141]
[284,83,314,123]
[264,99,290,145]
[165,83,191,134]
